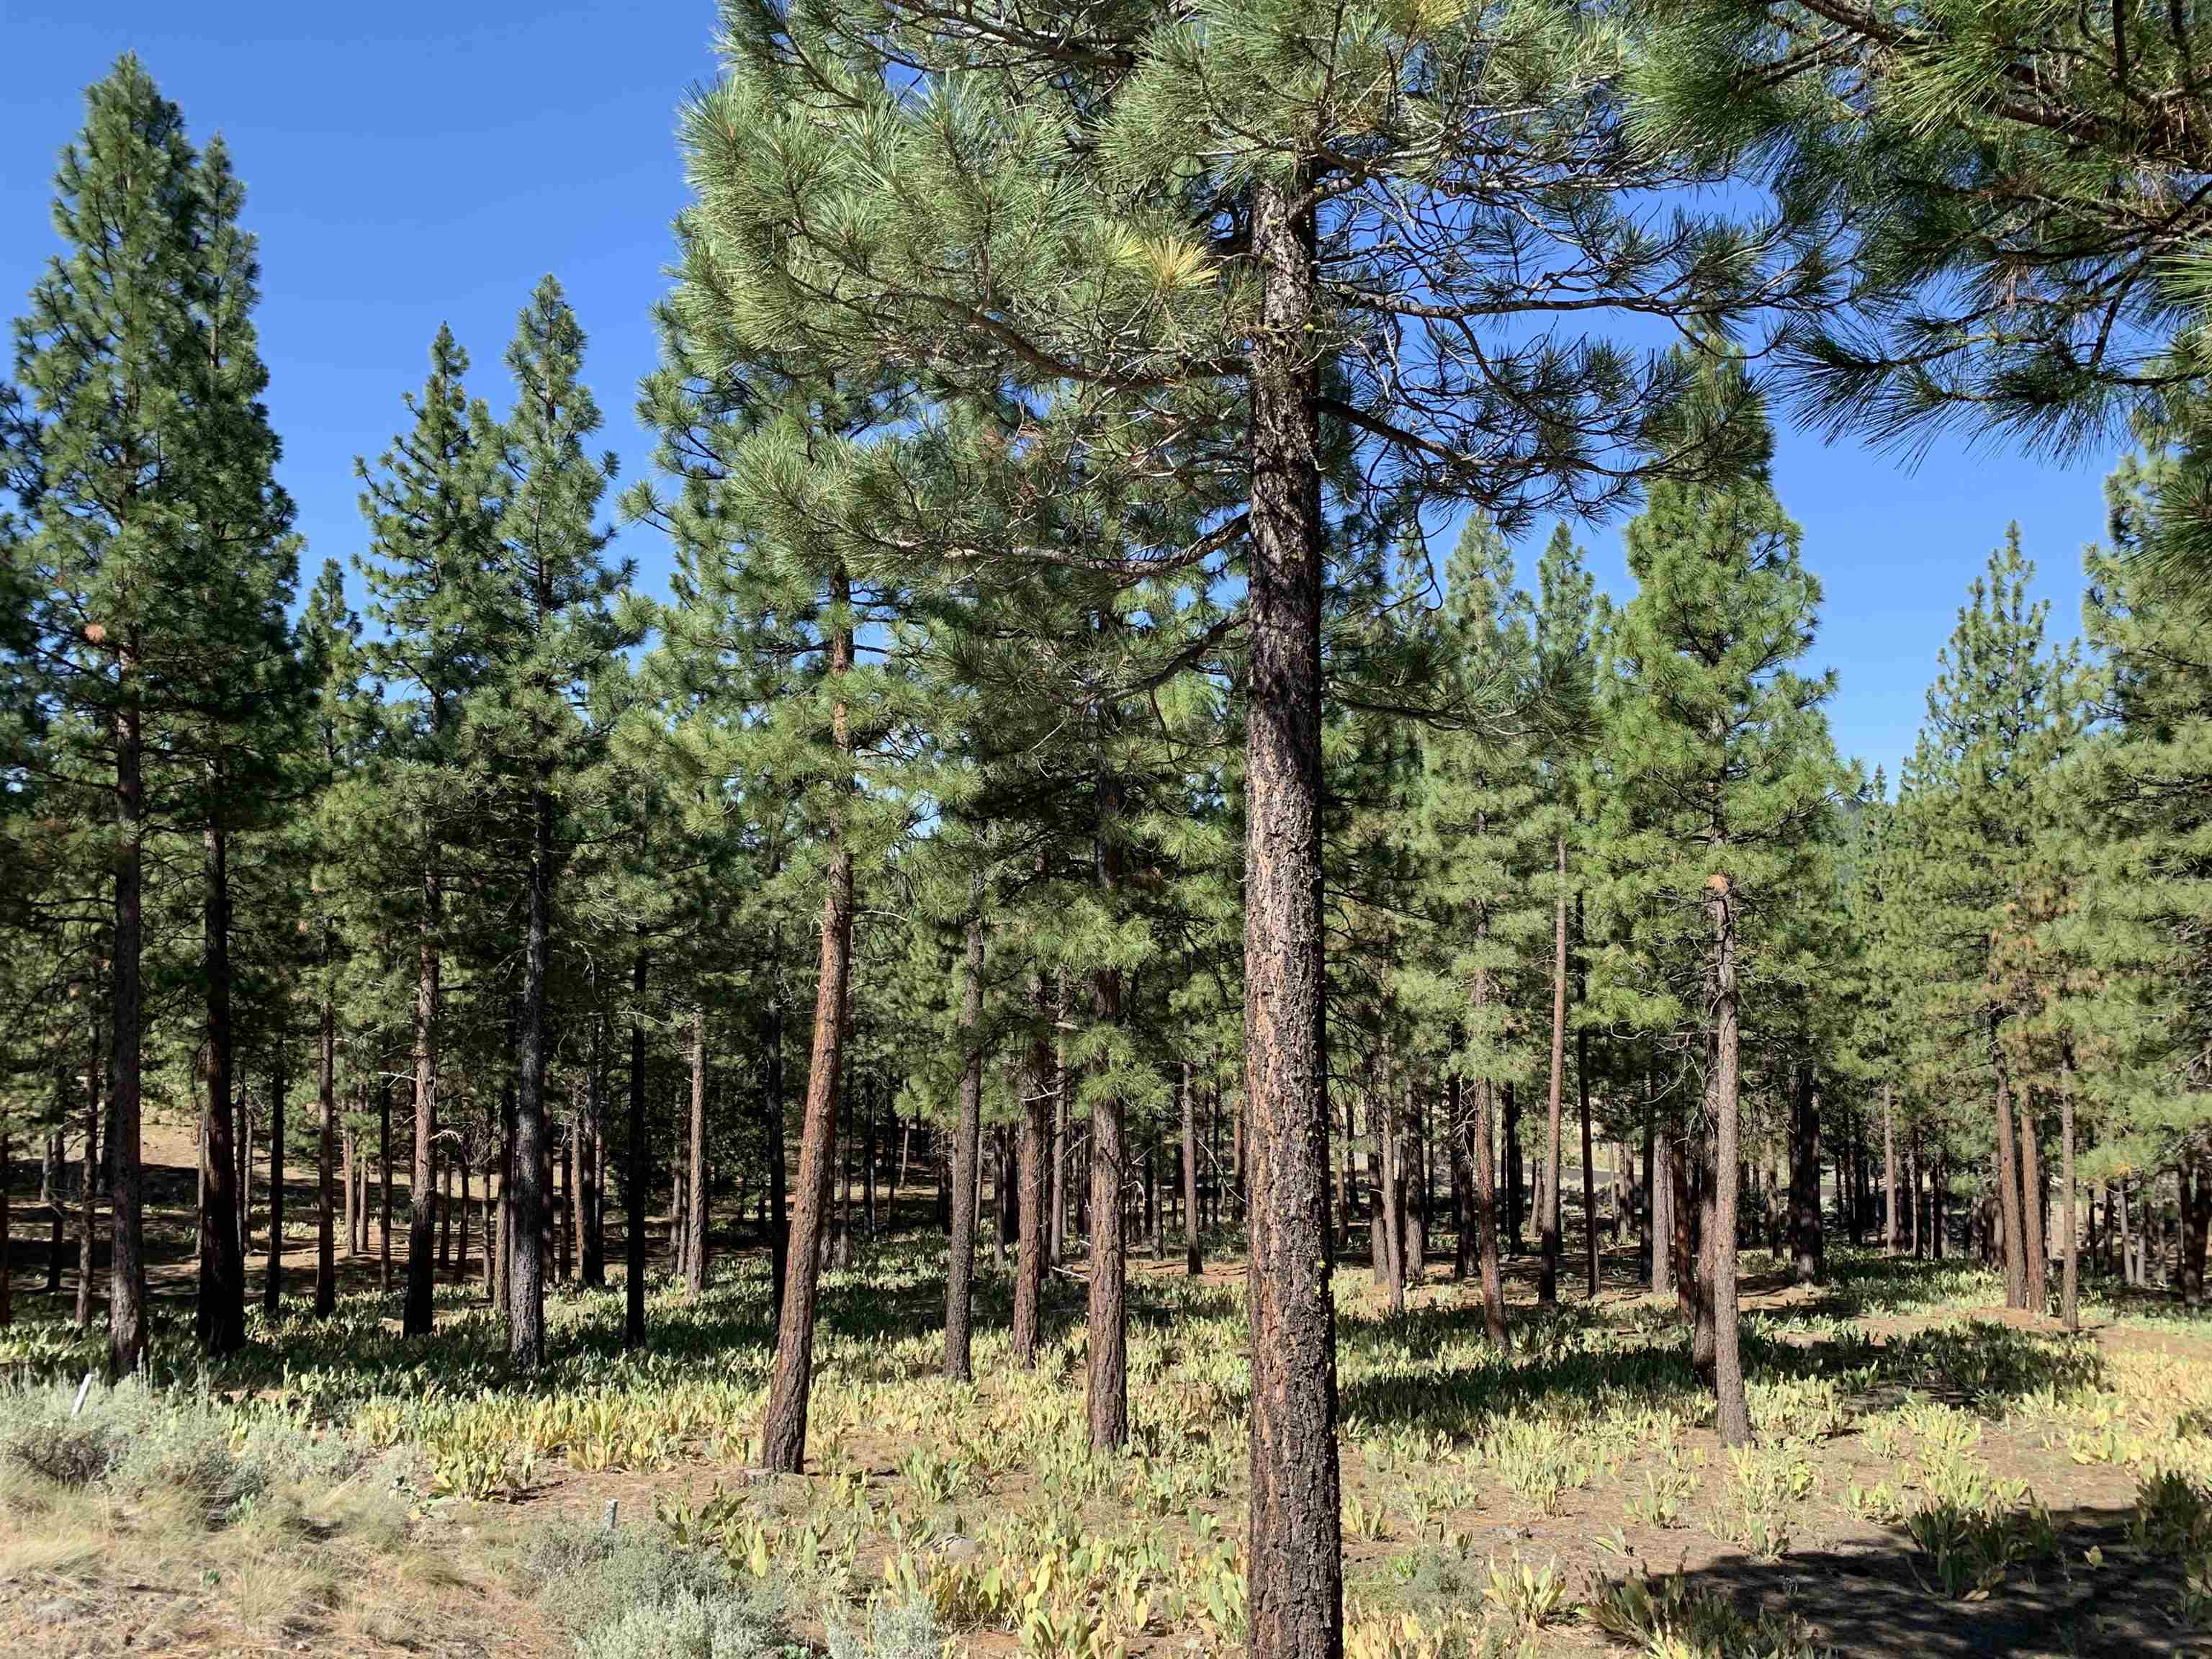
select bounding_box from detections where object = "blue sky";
[3,3,2121,781]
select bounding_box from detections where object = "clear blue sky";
[3,3,2121,781]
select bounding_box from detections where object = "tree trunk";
[109,673,148,1379]
[580,1014,604,1289]
[264,1055,284,1314]
[404,869,439,1336]
[2019,1094,2047,1313]
[1539,839,1568,1306]
[2059,1061,2079,1332]
[1380,1064,1405,1317]
[945,904,985,1383]
[1504,1082,1523,1254]
[508,781,553,1367]
[1088,789,1129,1451]
[1883,1087,1899,1256]
[1013,966,1052,1368]
[762,958,788,1331]
[2185,1154,2209,1305]
[1181,1060,1202,1277]
[1708,873,1751,1445]
[315,997,336,1318]
[1652,1118,1676,1303]
[760,578,856,1474]
[685,1009,709,1295]
[1466,1073,1509,1351]
[77,1014,100,1329]
[1991,1019,2029,1308]
[1578,1028,1596,1301]
[1241,170,1340,1659]
[379,1071,392,1295]
[625,953,649,1348]
[197,823,245,1357]
[42,1125,62,1299]
[1789,1060,1822,1285]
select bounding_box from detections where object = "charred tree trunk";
[1241,171,1340,1659]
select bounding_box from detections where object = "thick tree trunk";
[509,784,554,1367]
[1539,840,1568,1306]
[683,1009,709,1297]
[1013,968,1052,1368]
[760,585,856,1474]
[264,1055,284,1314]
[1991,1020,2029,1308]
[1652,1120,1675,1302]
[625,953,649,1348]
[108,674,148,1378]
[1241,170,1340,1659]
[945,906,985,1383]
[198,824,245,1357]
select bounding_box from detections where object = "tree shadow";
[1632,1503,2195,1658]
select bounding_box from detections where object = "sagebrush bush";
[0,1378,361,1520]
[526,1514,791,1656]
[826,1597,943,1659]
[573,1588,789,1659]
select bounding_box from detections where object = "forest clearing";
[9,0,2212,1655]
[4,1130,2211,1659]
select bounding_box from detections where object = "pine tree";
[471,276,631,1369]
[1597,362,1840,1447]
[1910,530,2079,1310]
[354,322,505,1337]
[4,58,302,1373]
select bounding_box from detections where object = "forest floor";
[0,1127,2208,1657]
